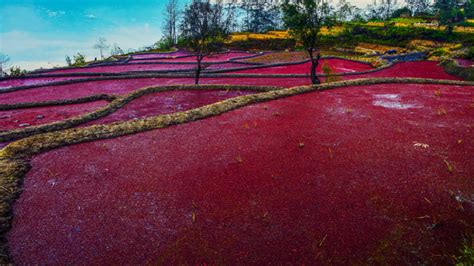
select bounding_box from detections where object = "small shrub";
[467,46,474,60]
[153,37,174,51]
[72,53,86,66]
[8,66,27,77]
[455,238,474,266]
[322,61,341,83]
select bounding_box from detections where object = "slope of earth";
[82,90,253,127]
[0,101,109,131]
[7,83,474,264]
[0,77,308,105]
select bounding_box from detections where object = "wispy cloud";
[43,8,66,18]
[85,13,97,19]
[1,23,161,70]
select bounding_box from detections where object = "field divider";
[0,94,117,111]
[0,85,281,142]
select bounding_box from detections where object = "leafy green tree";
[179,0,233,84]
[282,0,334,84]
[465,0,474,19]
[434,0,464,35]
[9,66,27,77]
[391,6,412,18]
[72,53,86,66]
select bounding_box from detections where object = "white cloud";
[1,23,162,70]
[0,31,94,70]
[85,13,97,19]
[10,60,63,70]
[44,9,66,18]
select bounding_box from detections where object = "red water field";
[153,52,255,63]
[345,61,462,80]
[456,59,473,67]
[41,63,196,74]
[0,77,309,105]
[131,51,192,59]
[0,76,87,89]
[8,83,474,264]
[82,90,254,127]
[229,58,374,74]
[0,101,108,131]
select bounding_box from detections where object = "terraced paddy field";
[0,51,472,264]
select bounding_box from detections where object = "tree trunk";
[195,55,202,85]
[308,48,321,85]
[446,24,454,36]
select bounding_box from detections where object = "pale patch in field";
[373,94,421,109]
[336,67,357,72]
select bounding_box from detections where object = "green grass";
[456,239,474,266]
[390,18,428,24]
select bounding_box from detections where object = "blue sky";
[0,0,373,70]
[0,0,183,70]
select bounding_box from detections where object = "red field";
[41,63,196,74]
[82,90,253,127]
[131,50,192,59]
[0,51,472,264]
[0,76,87,89]
[149,51,254,62]
[456,59,473,67]
[0,101,108,131]
[230,58,374,74]
[7,83,473,264]
[0,77,309,105]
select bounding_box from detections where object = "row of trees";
[65,38,125,67]
[0,53,27,77]
[164,0,474,38]
[173,0,332,84]
[165,0,474,85]
[55,0,472,85]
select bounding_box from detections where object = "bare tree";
[65,55,72,66]
[110,43,124,56]
[367,0,398,20]
[336,0,358,22]
[0,53,10,77]
[180,0,233,84]
[405,0,431,16]
[93,37,110,60]
[163,0,180,46]
[241,0,282,33]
